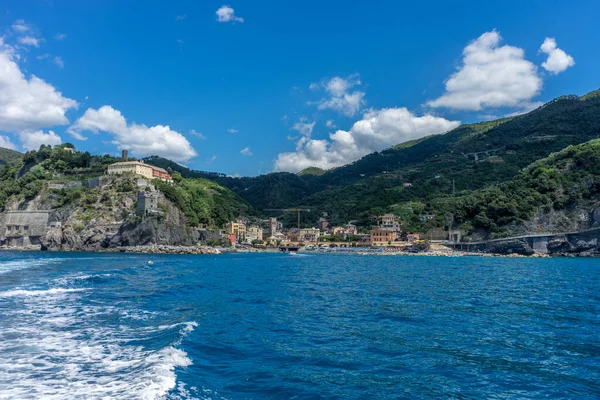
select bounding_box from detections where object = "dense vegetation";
[446,139,600,237]
[0,147,21,165]
[0,144,113,210]
[154,173,253,228]
[0,146,252,229]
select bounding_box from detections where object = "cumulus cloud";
[0,135,16,150]
[275,108,460,172]
[68,106,197,162]
[11,20,30,33]
[54,33,66,40]
[18,130,62,150]
[427,30,542,111]
[216,6,244,23]
[240,147,252,156]
[227,128,239,133]
[17,36,42,47]
[291,119,316,137]
[311,76,365,117]
[540,38,575,74]
[325,120,336,129]
[0,45,78,134]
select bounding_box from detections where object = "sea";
[0,251,599,399]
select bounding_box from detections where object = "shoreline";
[1,245,595,257]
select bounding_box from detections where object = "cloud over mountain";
[275,107,459,172]
[427,30,542,111]
[540,37,575,74]
[68,106,197,162]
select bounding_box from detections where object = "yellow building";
[226,222,247,241]
[107,161,173,182]
[246,226,263,242]
[108,161,154,180]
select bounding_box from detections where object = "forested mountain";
[0,147,22,166]
[443,138,600,239]
[146,88,600,229]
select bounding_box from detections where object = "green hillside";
[446,138,600,238]
[171,88,598,227]
[0,147,22,165]
[298,167,327,176]
[0,146,252,228]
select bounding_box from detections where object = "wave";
[0,288,87,298]
[0,286,197,399]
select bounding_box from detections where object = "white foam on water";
[0,286,197,399]
[0,258,62,275]
[0,288,87,298]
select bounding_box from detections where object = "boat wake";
[0,284,196,399]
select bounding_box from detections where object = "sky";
[0,0,598,176]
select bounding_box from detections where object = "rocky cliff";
[2,174,226,251]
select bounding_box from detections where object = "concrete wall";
[2,211,49,238]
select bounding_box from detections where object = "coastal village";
[1,145,597,257]
[0,147,462,254]
[92,151,460,252]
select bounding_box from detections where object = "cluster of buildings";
[222,213,430,247]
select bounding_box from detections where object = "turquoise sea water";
[0,251,599,399]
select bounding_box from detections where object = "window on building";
[23,226,29,231]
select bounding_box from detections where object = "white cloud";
[11,20,30,33]
[216,6,244,23]
[54,33,66,40]
[0,135,16,150]
[0,46,78,133]
[227,128,239,133]
[189,129,206,139]
[68,106,197,162]
[18,130,61,150]
[427,30,542,111]
[275,107,459,172]
[540,38,574,74]
[309,82,319,90]
[53,56,64,68]
[325,120,336,129]
[17,36,42,47]
[176,14,187,21]
[312,76,365,117]
[291,119,315,137]
[240,147,252,156]
[207,155,217,163]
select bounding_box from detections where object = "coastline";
[0,244,587,257]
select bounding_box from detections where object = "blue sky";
[0,0,598,176]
